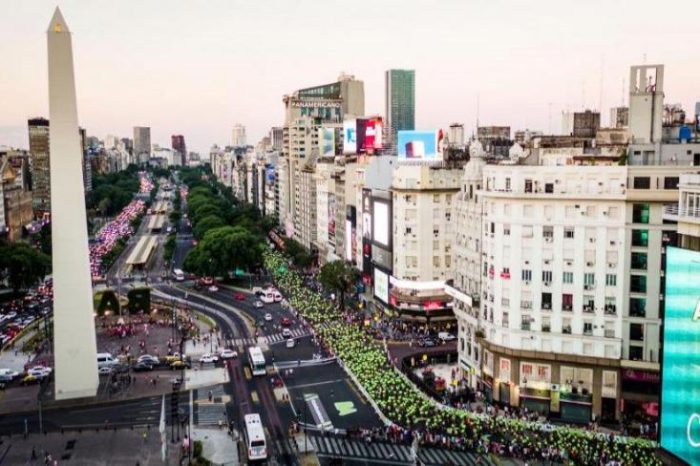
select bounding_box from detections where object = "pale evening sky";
[1,0,699,155]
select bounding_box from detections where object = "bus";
[247,346,266,376]
[243,413,267,461]
[172,269,185,281]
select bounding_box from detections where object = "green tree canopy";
[193,214,226,239]
[184,226,263,278]
[318,260,359,310]
[0,241,51,292]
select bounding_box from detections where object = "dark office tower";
[171,134,187,166]
[79,127,92,192]
[28,117,51,210]
[385,69,415,144]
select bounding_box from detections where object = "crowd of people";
[264,250,661,466]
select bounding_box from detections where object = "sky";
[1,0,699,155]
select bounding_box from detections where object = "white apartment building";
[664,173,700,251]
[314,158,337,264]
[450,159,687,423]
[390,163,462,320]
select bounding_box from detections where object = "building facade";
[28,117,50,211]
[171,134,187,166]
[385,69,415,144]
[133,126,151,165]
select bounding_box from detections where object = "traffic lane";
[282,363,383,431]
[269,335,319,362]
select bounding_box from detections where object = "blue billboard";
[397,130,443,161]
[661,246,700,465]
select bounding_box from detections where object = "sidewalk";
[191,427,239,465]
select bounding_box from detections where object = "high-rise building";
[133,126,151,164]
[385,69,415,144]
[610,107,629,128]
[28,117,50,210]
[573,110,601,138]
[629,65,664,144]
[171,134,186,166]
[47,7,99,400]
[79,127,91,192]
[232,124,247,147]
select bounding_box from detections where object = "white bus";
[172,269,185,281]
[247,346,266,376]
[243,413,267,461]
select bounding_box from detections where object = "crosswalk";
[226,327,309,347]
[306,434,494,466]
[194,386,227,427]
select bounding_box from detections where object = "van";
[97,353,118,369]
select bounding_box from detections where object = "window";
[630,275,647,293]
[632,204,650,224]
[562,293,573,311]
[563,318,572,334]
[503,224,511,236]
[664,177,679,190]
[433,194,440,203]
[505,177,511,191]
[525,179,533,193]
[563,272,574,284]
[630,298,646,317]
[433,256,441,268]
[605,274,617,286]
[522,269,532,281]
[584,273,595,287]
[566,206,576,218]
[564,228,575,239]
[542,317,551,333]
[631,252,648,270]
[545,182,554,193]
[605,297,617,315]
[543,226,554,239]
[407,256,417,268]
[583,322,593,336]
[445,256,451,268]
[521,315,531,331]
[608,206,619,218]
[542,270,553,283]
[541,292,552,310]
[629,345,644,361]
[633,177,651,189]
[630,323,644,341]
[632,230,649,247]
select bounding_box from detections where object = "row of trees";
[180,167,272,278]
[86,164,141,217]
[0,241,51,292]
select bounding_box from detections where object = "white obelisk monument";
[48,7,99,400]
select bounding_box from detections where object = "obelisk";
[47,7,98,400]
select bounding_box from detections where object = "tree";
[318,260,359,311]
[283,238,312,269]
[193,214,226,239]
[184,226,263,278]
[0,242,51,292]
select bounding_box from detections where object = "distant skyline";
[1,0,699,155]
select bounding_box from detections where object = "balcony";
[605,330,616,338]
[521,300,533,309]
[583,305,595,314]
[604,305,617,316]
[562,326,572,335]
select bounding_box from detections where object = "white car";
[208,285,219,292]
[438,332,456,342]
[199,353,219,364]
[219,349,238,359]
[282,328,292,338]
[98,366,112,375]
[138,354,160,365]
[27,367,52,379]
[286,338,295,348]
[253,300,264,308]
[0,369,19,382]
[264,313,272,322]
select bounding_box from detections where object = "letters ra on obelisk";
[48,7,99,400]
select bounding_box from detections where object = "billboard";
[343,119,357,154]
[345,205,356,264]
[319,127,335,156]
[365,117,383,153]
[660,246,700,465]
[374,268,389,304]
[362,189,372,240]
[328,194,336,237]
[356,119,367,154]
[372,199,390,248]
[397,130,444,161]
[265,167,275,185]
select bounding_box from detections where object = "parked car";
[286,338,296,349]
[280,317,292,327]
[418,337,437,348]
[133,361,154,372]
[199,353,219,364]
[253,301,264,308]
[170,360,191,370]
[219,349,238,359]
[264,313,272,322]
[28,366,52,378]
[0,369,19,382]
[98,366,112,375]
[234,292,246,301]
[438,332,456,342]
[282,328,292,338]
[138,355,160,366]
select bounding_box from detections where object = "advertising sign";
[362,189,372,240]
[499,358,512,384]
[372,199,390,247]
[345,206,356,264]
[343,119,357,154]
[327,194,336,236]
[397,130,444,161]
[365,117,383,152]
[356,119,368,154]
[265,167,275,185]
[660,247,700,465]
[319,127,335,156]
[374,268,389,304]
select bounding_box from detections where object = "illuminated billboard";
[397,130,444,161]
[660,246,700,465]
[319,127,335,156]
[372,199,390,247]
[356,119,367,154]
[374,268,389,304]
[343,119,357,154]
[365,117,383,153]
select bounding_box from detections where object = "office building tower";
[171,134,186,166]
[28,117,50,210]
[232,124,247,147]
[133,126,151,164]
[385,69,415,144]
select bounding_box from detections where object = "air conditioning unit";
[584,285,592,290]
[587,262,594,267]
[608,262,616,268]
[551,384,560,391]
[524,280,530,285]
[545,237,552,243]
[566,261,572,266]
[544,260,550,265]
[603,211,608,216]
[544,281,551,287]
[610,241,615,246]
[589,238,595,243]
